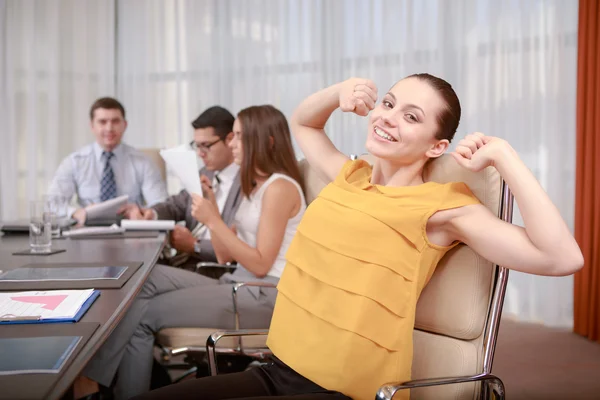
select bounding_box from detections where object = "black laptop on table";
[0,219,77,234]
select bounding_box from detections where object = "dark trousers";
[132,357,351,400]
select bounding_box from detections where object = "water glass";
[30,200,52,253]
[45,195,69,237]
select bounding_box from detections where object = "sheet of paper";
[0,336,82,375]
[121,219,175,231]
[0,266,127,282]
[0,289,95,320]
[62,224,125,237]
[160,149,202,195]
[84,195,129,221]
[165,143,205,169]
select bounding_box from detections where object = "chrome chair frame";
[157,273,276,379]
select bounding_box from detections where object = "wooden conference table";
[0,232,166,400]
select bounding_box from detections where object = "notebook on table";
[0,336,82,374]
[0,322,100,400]
[0,262,143,290]
[0,289,99,325]
[1,219,77,234]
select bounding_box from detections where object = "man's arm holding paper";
[123,152,205,222]
[152,190,192,222]
[151,160,207,224]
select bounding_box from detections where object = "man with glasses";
[124,106,241,274]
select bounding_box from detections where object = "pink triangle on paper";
[10,294,69,311]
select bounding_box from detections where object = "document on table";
[160,149,202,195]
[62,224,125,237]
[0,289,98,322]
[84,195,129,221]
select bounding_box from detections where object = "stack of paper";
[0,289,99,324]
[62,224,125,237]
[121,219,175,231]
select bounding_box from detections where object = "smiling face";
[366,77,450,164]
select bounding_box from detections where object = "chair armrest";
[196,261,237,270]
[232,282,277,329]
[206,329,270,376]
[198,262,236,268]
[376,373,505,400]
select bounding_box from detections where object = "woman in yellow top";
[136,75,583,400]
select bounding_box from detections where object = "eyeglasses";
[189,138,222,153]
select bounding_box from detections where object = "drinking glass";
[29,200,52,253]
[45,195,69,237]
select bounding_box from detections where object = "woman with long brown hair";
[191,104,306,278]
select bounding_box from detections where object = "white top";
[233,173,306,279]
[48,142,168,212]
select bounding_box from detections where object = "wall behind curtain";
[0,0,578,327]
[0,0,115,218]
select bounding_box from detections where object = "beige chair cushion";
[423,155,501,214]
[156,327,267,349]
[411,330,479,400]
[417,155,500,340]
[140,148,167,182]
[416,245,494,340]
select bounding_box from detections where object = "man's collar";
[93,142,123,162]
[216,162,240,182]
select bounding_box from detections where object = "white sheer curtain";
[115,0,578,327]
[0,0,115,219]
[1,0,578,327]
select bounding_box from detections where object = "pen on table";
[0,315,42,322]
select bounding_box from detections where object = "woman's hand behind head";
[451,133,516,172]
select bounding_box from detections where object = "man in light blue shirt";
[48,97,168,224]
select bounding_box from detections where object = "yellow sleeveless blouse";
[266,160,480,400]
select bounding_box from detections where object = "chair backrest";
[298,159,327,204]
[414,155,509,400]
[140,148,167,182]
[297,155,511,400]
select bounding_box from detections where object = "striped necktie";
[100,151,117,201]
[212,172,221,197]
